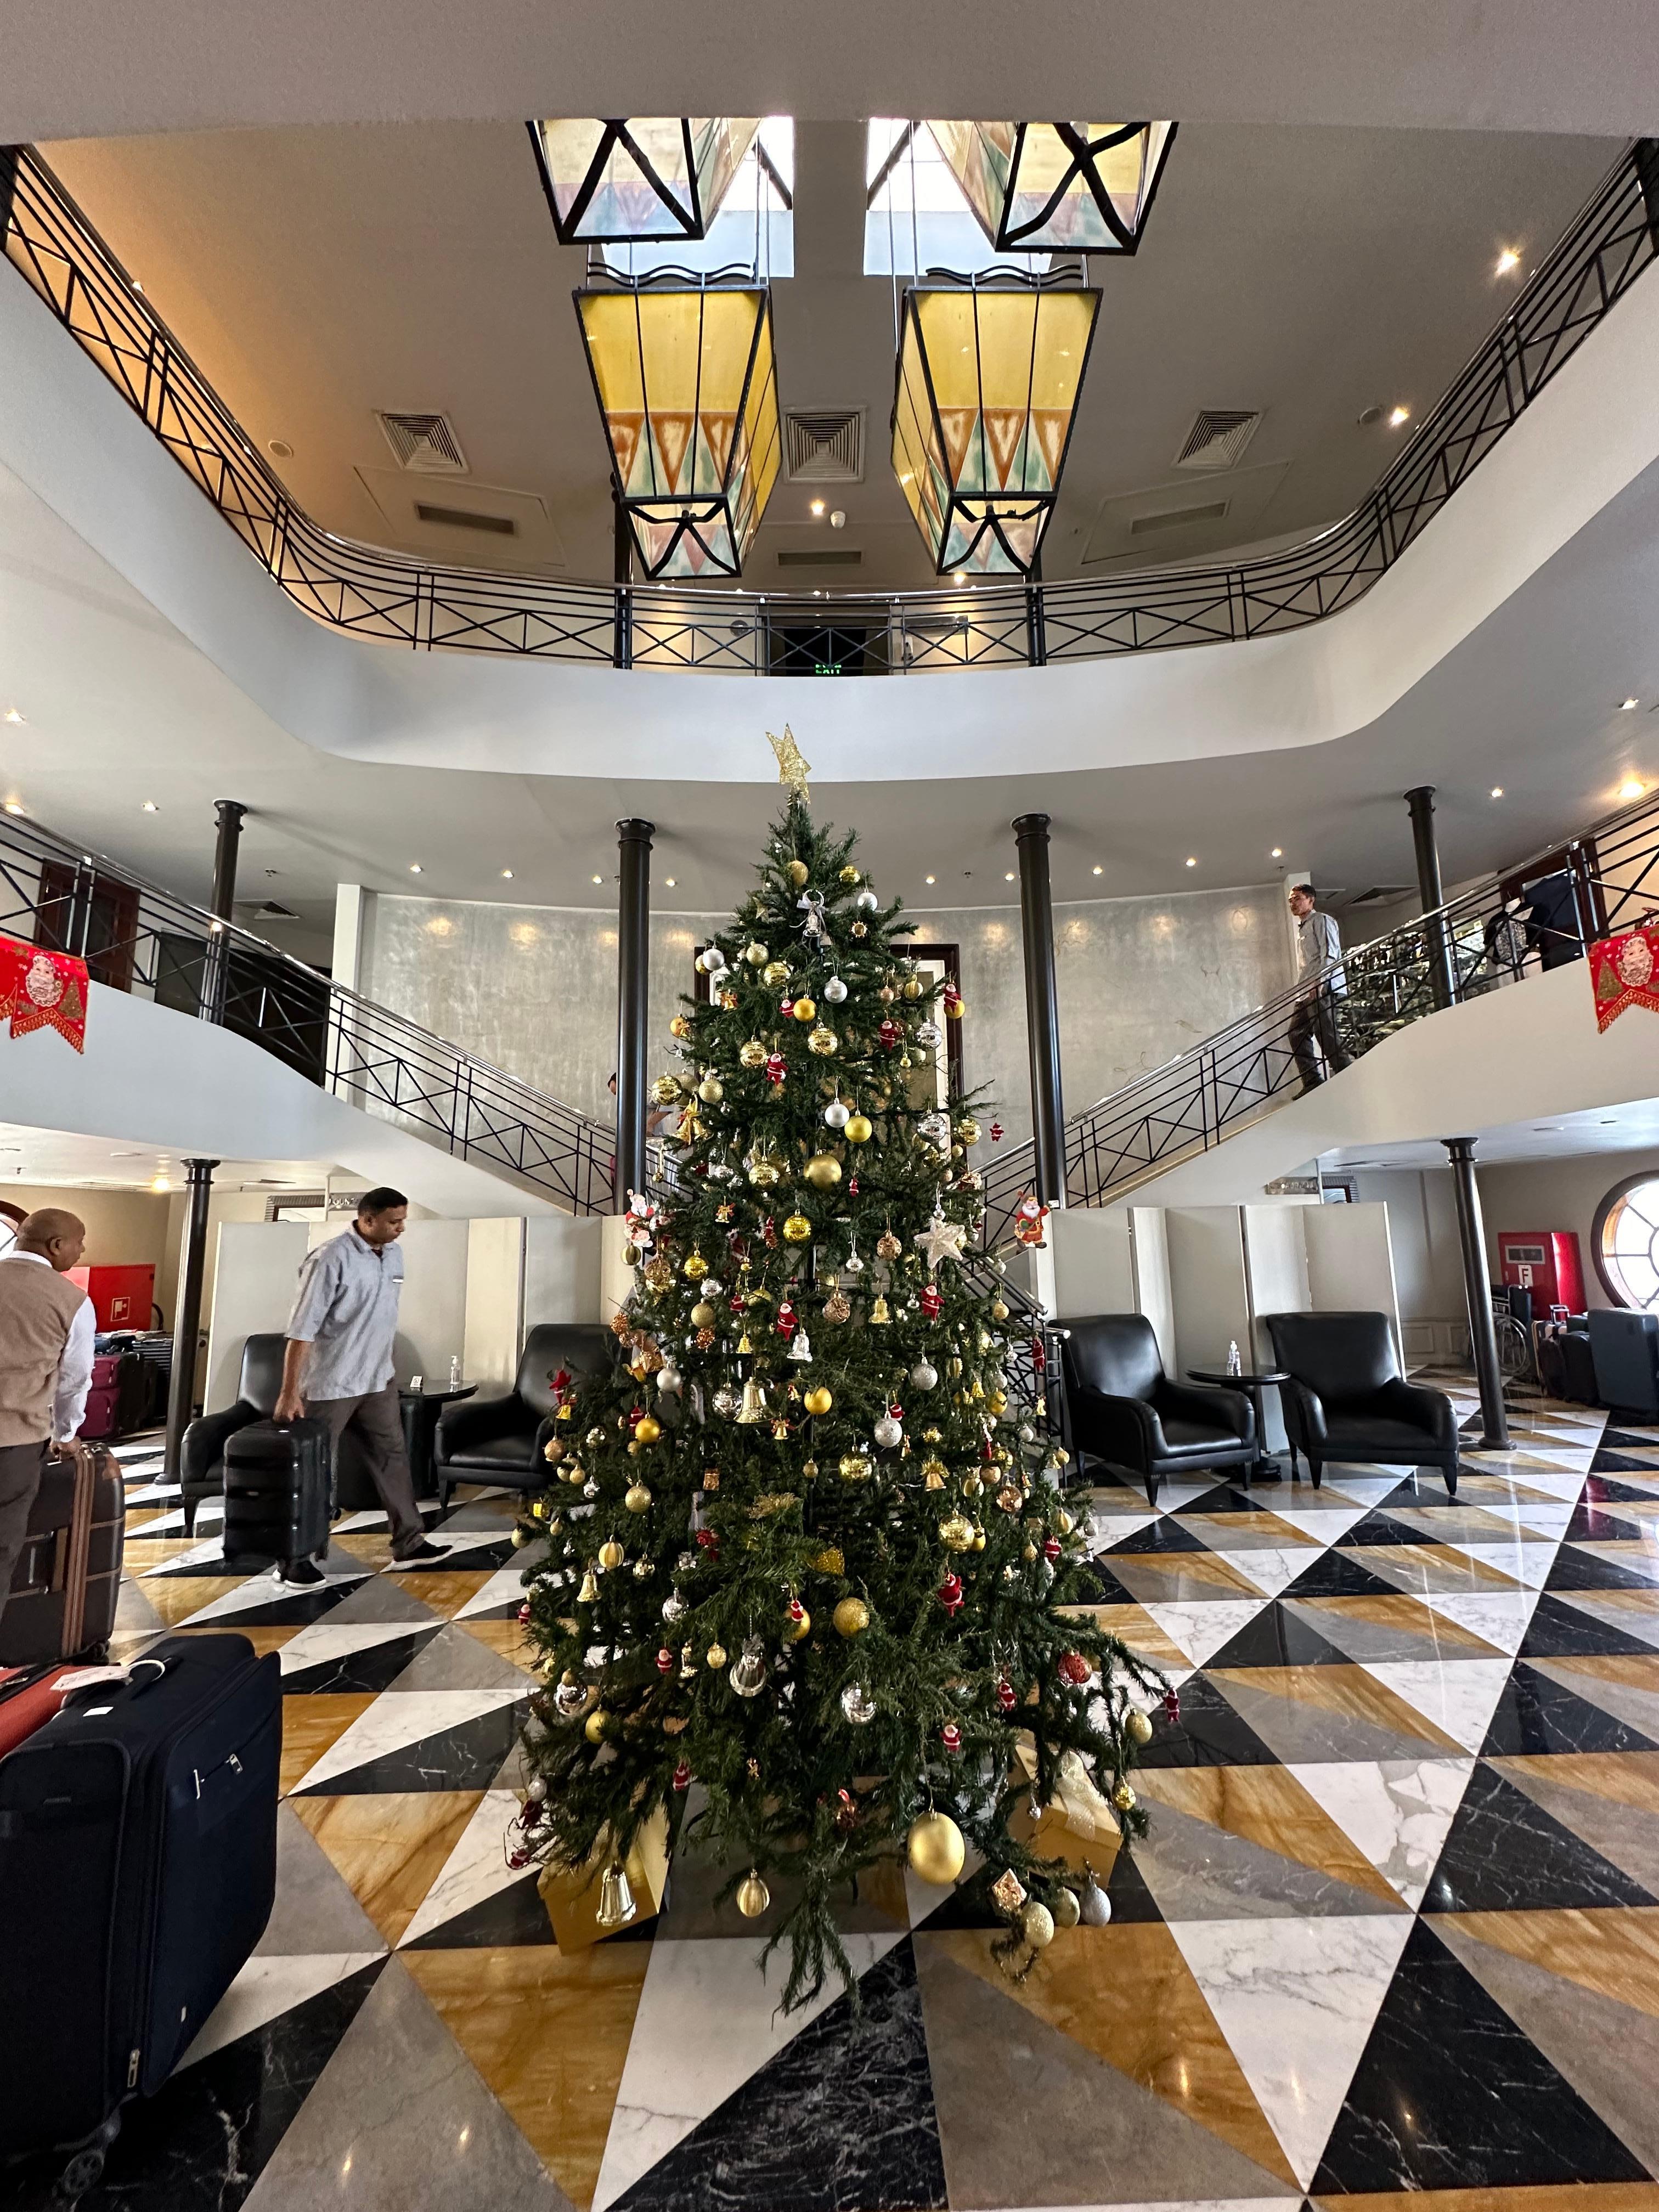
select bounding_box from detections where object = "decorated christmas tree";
[517,767,1164,2006]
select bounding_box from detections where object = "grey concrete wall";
[360,881,1293,1146]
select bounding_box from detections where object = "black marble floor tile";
[1599,1429,1659,1452]
[0,1962,388,2212]
[1562,1502,1648,1542]
[1584,1466,1659,1496]
[178,1583,362,1630]
[1421,1760,1656,1912]
[280,1628,444,1696]
[612,1938,946,2212]
[1106,1517,1209,1554]
[1374,1475,1458,1508]
[1063,1558,1137,1604]
[1338,1510,1443,1548]
[1545,1542,1659,1592]
[1204,1601,1353,1668]
[1099,1840,1165,1923]
[1132,1671,1283,1767]
[1176,1481,1263,1514]
[1519,1592,1659,1659]
[1311,1917,1649,2193]
[290,1703,529,1795]
[399,1875,559,1950]
[1279,1549,1406,1600]
[1481,1662,1659,1755]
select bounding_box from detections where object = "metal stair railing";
[0,808,613,1215]
[1,137,1654,675]
[980,782,1659,1244]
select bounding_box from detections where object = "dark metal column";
[163,1157,219,1479]
[612,492,633,670]
[202,800,247,1024]
[1404,785,1457,1009]
[0,146,19,240]
[1443,1136,1509,1449]
[613,819,654,1206]
[1636,139,1659,249]
[1013,812,1066,1209]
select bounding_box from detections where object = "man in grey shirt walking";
[274,1187,442,1572]
[1287,883,1353,1093]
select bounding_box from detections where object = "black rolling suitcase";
[222,1417,331,1561]
[0,1634,281,2182]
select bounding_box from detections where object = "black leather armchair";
[434,1322,613,1508]
[179,1333,284,1535]
[1060,1313,1255,1505]
[1263,1311,1459,1494]
[1588,1308,1659,1418]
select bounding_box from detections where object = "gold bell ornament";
[577,1569,599,1602]
[868,1295,890,1325]
[596,1860,637,1931]
[736,1378,766,1425]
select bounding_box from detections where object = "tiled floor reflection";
[9,1373,1659,2210]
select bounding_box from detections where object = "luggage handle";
[127,1656,170,1696]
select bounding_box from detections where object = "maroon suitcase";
[0,1443,126,1665]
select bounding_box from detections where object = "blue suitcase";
[0,1633,281,2181]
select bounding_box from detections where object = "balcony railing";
[980,781,1659,1244]
[0,810,614,1215]
[2,138,1654,676]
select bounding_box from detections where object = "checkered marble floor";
[11,1377,1659,2212]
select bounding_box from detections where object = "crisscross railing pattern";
[980,783,1659,1244]
[2,137,1653,675]
[0,809,613,1214]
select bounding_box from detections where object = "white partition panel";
[1165,1207,1252,1381]
[1304,1201,1403,1361]
[463,1219,526,1387]
[524,1214,605,1327]
[205,1221,309,1412]
[1242,1203,1313,1449]
[1128,1207,1176,1374]
[393,1219,470,1388]
[1047,1209,1137,1322]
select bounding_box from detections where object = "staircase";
[980,783,1659,1244]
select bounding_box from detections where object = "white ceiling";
[0,1120,333,1194]
[1326,1097,1659,1175]
[5,2,1659,139]
[39,121,1617,589]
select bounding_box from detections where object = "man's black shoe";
[394,1538,446,1564]
[280,1558,325,1586]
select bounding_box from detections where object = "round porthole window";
[1593,1173,1659,1311]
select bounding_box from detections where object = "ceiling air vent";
[1344,884,1413,909]
[251,900,300,924]
[1173,409,1261,472]
[777,548,862,567]
[1130,498,1229,535]
[415,502,515,535]
[376,410,469,475]
[784,410,864,482]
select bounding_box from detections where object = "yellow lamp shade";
[928,120,1175,255]
[531,118,760,244]
[891,281,1099,576]
[577,283,781,579]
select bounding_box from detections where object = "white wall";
[1304,1201,1404,1360]
[1165,1207,1253,1379]
[393,1217,471,1387]
[204,1220,308,1410]
[524,1214,605,1327]
[464,1217,526,1386]
[1349,1166,1470,1359]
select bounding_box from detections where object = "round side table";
[1186,1367,1291,1485]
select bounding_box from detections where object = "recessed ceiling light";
[1618,777,1646,801]
[1185,856,1198,867]
[1389,405,1410,428]
[1092,865,1103,876]
[924,873,936,885]
[1621,697,1640,710]
[3,802,24,816]
[1271,847,1283,859]
[592,874,603,885]
[150,1172,171,1193]
[268,439,294,459]
[1489,786,1504,798]
[500,868,514,879]
[1004,871,1015,882]
[1495,247,1521,276]
[409,862,422,873]
[810,499,825,517]
[664,876,676,887]
[2,708,24,725]
[141,799,159,812]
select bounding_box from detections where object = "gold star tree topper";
[768,725,811,802]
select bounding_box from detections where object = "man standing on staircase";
[1287,883,1352,1093]
[0,1207,92,1624]
[273,1187,444,1578]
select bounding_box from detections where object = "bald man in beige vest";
[0,1208,94,1622]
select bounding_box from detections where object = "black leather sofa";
[1060,1312,1256,1505]
[179,1333,283,1535]
[434,1322,613,1508]
[1588,1308,1659,1418]
[1263,1310,1460,1494]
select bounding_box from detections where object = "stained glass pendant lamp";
[891,279,1099,575]
[529,119,761,243]
[576,280,781,579]
[928,120,1175,253]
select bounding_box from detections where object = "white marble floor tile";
[592,1931,903,2210]
[178,1563,372,1625]
[1169,1914,1414,2188]
[397,1790,524,1947]
[454,1566,531,1620]
[1284,1757,1474,1909]
[1264,1507,1371,1544]
[176,1951,385,2072]
[278,1617,434,1677]
[1355,1657,1514,1754]
[1142,1600,1271,1666]
[1232,1549,1325,1599]
[1436,1539,1560,1588]
[291,1688,526,1793]
[1419,1588,1543,1653]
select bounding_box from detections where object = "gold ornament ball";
[792,996,817,1023]
[906,1810,966,1885]
[839,1452,872,1483]
[1052,1886,1081,1930]
[584,1709,609,1743]
[706,1642,727,1669]
[763,959,791,988]
[990,1298,1009,1322]
[844,1113,873,1145]
[597,1539,625,1570]
[833,1596,870,1638]
[634,1414,662,1445]
[690,1301,716,1329]
[1022,1901,1056,1949]
[624,1480,653,1513]
[745,941,770,966]
[1113,1781,1137,1813]
[1126,1707,1154,1746]
[698,1075,724,1104]
[736,1869,771,1917]
[652,1075,680,1105]
[957,1116,980,1145]
[543,1436,563,1463]
[902,976,922,1000]
[669,1013,691,1040]
[803,1152,842,1189]
[749,1159,781,1188]
[783,1604,811,1642]
[683,1252,708,1279]
[782,1212,814,1243]
[804,1385,833,1415]
[839,865,861,885]
[807,1025,838,1057]
[786,858,810,888]
[939,1513,975,1550]
[740,1038,768,1068]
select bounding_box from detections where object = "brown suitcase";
[0,1442,126,1664]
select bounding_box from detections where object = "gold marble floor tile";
[384,1570,494,1618]
[292,1791,485,1945]
[1360,1544,1522,1593]
[278,1692,379,1795]
[1175,1511,1321,1550]
[1054,1602,1189,1670]
[1135,1765,1404,1908]
[143,1575,250,1624]
[1560,1586,1659,1624]
[921,1923,1300,2187]
[459,1618,540,1671]
[403,1943,652,2211]
[1436,1908,1659,2021]
[1491,1751,1659,1816]
[125,1537,213,1568]
[1549,1653,1659,1694]
[334,1531,397,1566]
[1296,1592,1508,1656]
[1207,1663,1465,1752]
[1110,1551,1271,1599]
[1316,2183,1659,2212]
